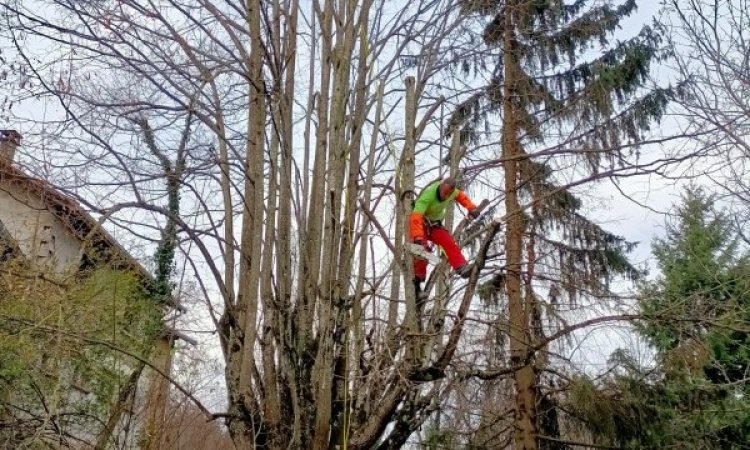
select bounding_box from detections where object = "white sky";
[0,0,726,413]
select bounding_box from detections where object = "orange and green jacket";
[409,180,476,240]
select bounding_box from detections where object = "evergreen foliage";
[571,189,750,449]
[454,0,669,309]
[640,190,750,361]
[638,189,750,447]
[447,1,671,444]
[455,0,672,156]
[451,0,669,442]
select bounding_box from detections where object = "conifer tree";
[452,1,673,447]
[641,189,750,363]
[572,190,750,449]
[639,189,750,448]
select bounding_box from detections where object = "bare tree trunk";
[261,102,282,448]
[276,0,299,445]
[215,78,236,360]
[294,4,318,445]
[503,4,537,448]
[400,76,419,363]
[226,0,267,446]
[315,0,360,444]
[353,79,384,395]
[304,0,339,446]
[329,2,373,445]
[388,193,403,340]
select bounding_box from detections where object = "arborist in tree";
[409,177,481,297]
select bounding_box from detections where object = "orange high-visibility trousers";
[413,226,466,281]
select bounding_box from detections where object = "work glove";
[468,208,480,220]
[414,238,432,251]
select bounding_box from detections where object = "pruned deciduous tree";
[0,0,508,447]
[664,0,750,239]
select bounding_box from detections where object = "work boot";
[455,263,473,279]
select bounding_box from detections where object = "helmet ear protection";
[442,171,468,190]
[442,176,457,190]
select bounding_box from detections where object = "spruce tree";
[451,1,673,447]
[573,190,750,449]
[641,189,750,362]
[636,189,750,448]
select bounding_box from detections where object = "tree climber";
[409,177,481,297]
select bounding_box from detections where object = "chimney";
[0,130,21,167]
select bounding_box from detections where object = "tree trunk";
[276,0,299,445]
[261,100,282,448]
[226,0,267,446]
[400,76,419,363]
[308,0,336,446]
[330,3,373,445]
[503,3,537,449]
[94,362,145,450]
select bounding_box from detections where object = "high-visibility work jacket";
[408,180,477,241]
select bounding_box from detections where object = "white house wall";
[0,180,82,273]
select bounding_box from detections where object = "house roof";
[0,162,186,313]
[1,164,147,273]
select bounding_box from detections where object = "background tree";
[569,189,750,449]
[442,1,675,447]
[664,0,750,239]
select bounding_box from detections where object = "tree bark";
[503,3,537,449]
[309,0,336,446]
[400,76,419,363]
[275,0,299,445]
[227,0,267,446]
[143,336,173,450]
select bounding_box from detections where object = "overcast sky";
[1,0,714,409]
